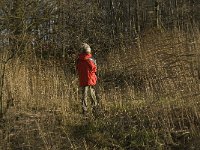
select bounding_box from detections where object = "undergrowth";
[1,98,200,150]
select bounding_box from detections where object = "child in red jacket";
[76,43,98,114]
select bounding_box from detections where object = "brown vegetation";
[0,0,200,149]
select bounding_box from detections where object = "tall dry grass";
[0,29,200,149]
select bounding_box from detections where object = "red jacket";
[76,53,97,87]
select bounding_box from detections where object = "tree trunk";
[0,63,6,118]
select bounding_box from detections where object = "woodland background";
[0,0,200,149]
